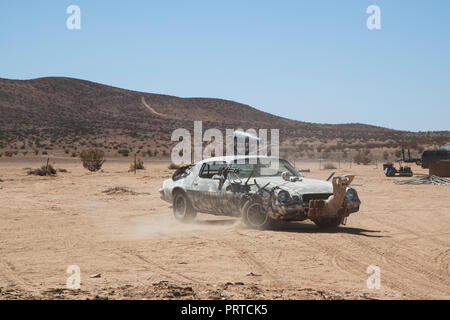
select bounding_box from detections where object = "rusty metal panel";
[429,160,450,178]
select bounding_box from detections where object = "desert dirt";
[0,156,449,300]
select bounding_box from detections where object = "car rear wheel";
[312,217,343,229]
[173,191,197,222]
[241,199,274,229]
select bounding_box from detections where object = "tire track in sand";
[0,259,34,292]
[218,239,286,288]
[115,248,199,284]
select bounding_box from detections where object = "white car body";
[160,155,361,225]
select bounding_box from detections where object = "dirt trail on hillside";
[0,159,449,299]
[141,96,167,118]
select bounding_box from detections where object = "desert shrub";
[58,168,68,173]
[383,151,389,160]
[22,151,28,156]
[130,158,145,171]
[34,150,39,155]
[5,151,13,157]
[354,150,371,165]
[118,149,129,157]
[102,186,137,195]
[71,152,77,157]
[323,162,337,170]
[80,148,105,172]
[42,151,48,155]
[168,162,181,170]
[0,153,2,158]
[28,165,57,176]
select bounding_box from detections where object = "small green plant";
[168,162,181,170]
[79,148,105,172]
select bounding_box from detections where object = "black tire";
[241,198,274,229]
[386,169,395,177]
[312,217,343,229]
[172,191,197,222]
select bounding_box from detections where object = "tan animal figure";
[308,175,355,218]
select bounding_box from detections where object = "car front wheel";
[241,199,274,229]
[173,191,197,222]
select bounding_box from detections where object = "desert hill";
[0,77,448,159]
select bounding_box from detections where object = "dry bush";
[323,162,337,170]
[130,158,145,171]
[354,150,371,165]
[28,165,57,176]
[102,186,137,195]
[79,148,105,172]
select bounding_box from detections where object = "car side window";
[199,161,227,179]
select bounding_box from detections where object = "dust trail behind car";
[121,209,243,240]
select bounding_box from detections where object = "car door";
[216,161,255,215]
[190,161,227,214]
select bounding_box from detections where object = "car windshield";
[229,158,301,179]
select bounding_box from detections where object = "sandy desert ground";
[0,156,449,300]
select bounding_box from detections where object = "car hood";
[251,176,333,195]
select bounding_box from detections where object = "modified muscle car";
[160,156,361,229]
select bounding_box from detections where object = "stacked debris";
[395,175,450,186]
[28,164,57,176]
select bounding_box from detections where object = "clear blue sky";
[1,1,449,132]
